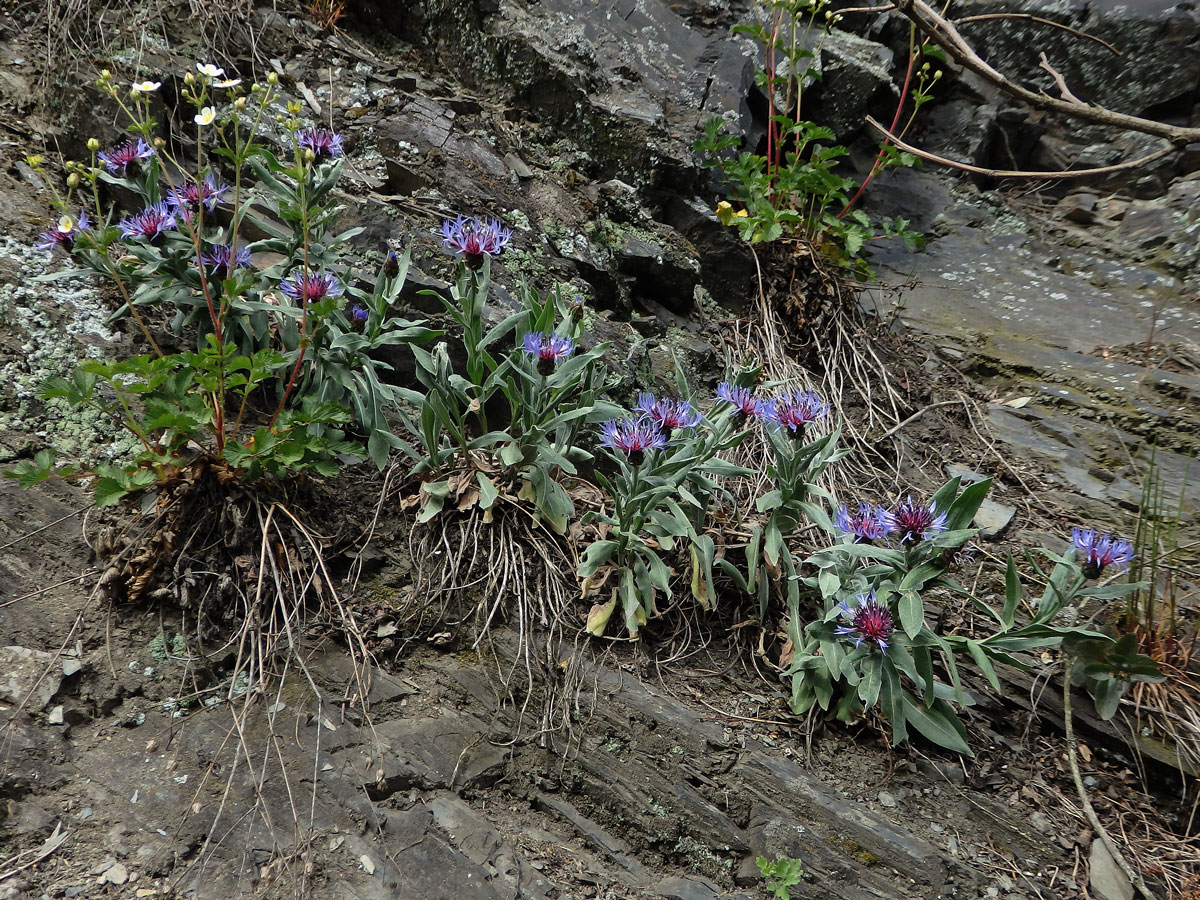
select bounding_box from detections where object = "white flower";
[196,63,225,79]
[57,215,75,233]
[131,80,162,94]
[194,106,217,126]
[213,78,242,89]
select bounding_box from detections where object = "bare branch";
[865,116,1176,179]
[1038,52,1085,105]
[892,0,1200,144]
[954,13,1122,55]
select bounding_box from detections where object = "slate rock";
[0,646,61,709]
[1088,838,1133,900]
[974,499,1016,540]
[654,874,721,900]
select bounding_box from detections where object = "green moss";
[828,837,879,866]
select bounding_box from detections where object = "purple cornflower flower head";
[1071,527,1135,579]
[714,381,763,422]
[441,215,513,269]
[834,503,897,544]
[767,389,829,439]
[599,417,668,467]
[119,202,177,241]
[97,138,154,173]
[35,210,89,251]
[202,243,252,273]
[522,332,574,375]
[170,173,229,212]
[296,127,345,160]
[635,392,702,431]
[893,496,949,544]
[835,590,895,653]
[349,303,369,323]
[279,271,344,305]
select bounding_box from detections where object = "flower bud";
[67,173,81,188]
[87,137,101,151]
[99,69,111,80]
[383,250,400,278]
[933,69,943,80]
[303,147,316,163]
[153,136,166,149]
[234,96,247,109]
[267,72,279,85]
[184,72,195,84]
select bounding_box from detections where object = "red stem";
[837,37,917,219]
[269,340,306,429]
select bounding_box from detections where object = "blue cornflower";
[119,202,177,241]
[522,332,574,375]
[279,271,344,305]
[36,211,89,251]
[715,381,765,421]
[170,173,229,212]
[767,389,829,438]
[599,417,668,466]
[349,303,369,323]
[635,392,701,431]
[441,215,513,269]
[835,590,894,653]
[893,497,948,544]
[834,503,897,544]
[97,138,154,173]
[1071,527,1135,579]
[296,127,345,159]
[202,243,252,273]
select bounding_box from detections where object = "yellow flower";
[194,106,217,126]
[715,201,748,226]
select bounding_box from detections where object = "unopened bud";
[87,137,101,151]
[67,173,80,188]
[267,72,279,85]
[153,136,166,149]
[303,147,316,163]
[234,96,247,109]
[99,69,111,79]
[933,69,943,80]
[184,72,195,84]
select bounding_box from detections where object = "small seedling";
[757,855,804,899]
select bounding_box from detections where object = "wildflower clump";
[11,61,438,503]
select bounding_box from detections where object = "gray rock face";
[951,0,1200,117]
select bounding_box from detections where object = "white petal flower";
[57,215,75,234]
[194,106,217,126]
[213,78,242,89]
[131,80,162,94]
[196,63,225,79]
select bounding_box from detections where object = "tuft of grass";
[303,0,346,30]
